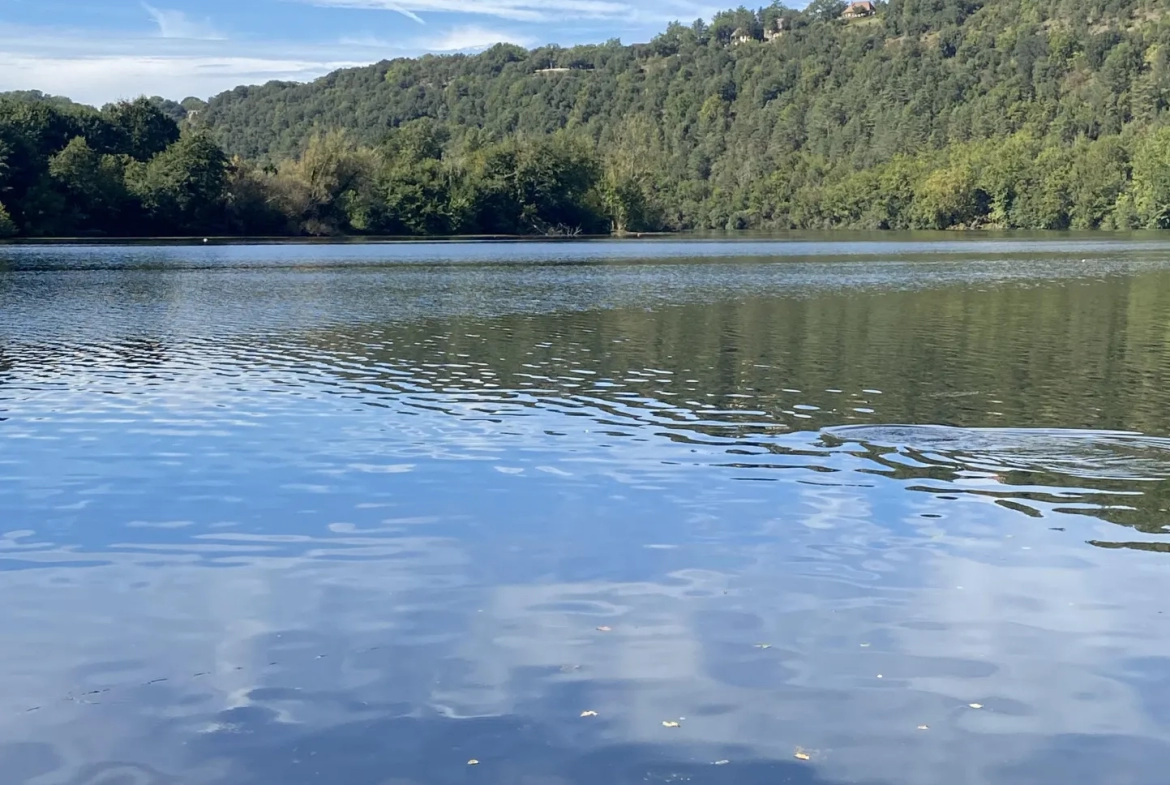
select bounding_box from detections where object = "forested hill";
[201,0,1156,166]
[5,0,1170,237]
[193,0,1170,231]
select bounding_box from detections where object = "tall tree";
[103,98,181,162]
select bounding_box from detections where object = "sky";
[0,0,728,106]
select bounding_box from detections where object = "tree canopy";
[5,0,1170,236]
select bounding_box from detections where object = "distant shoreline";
[0,232,679,245]
[3,229,1168,247]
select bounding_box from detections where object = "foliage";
[9,0,1170,236]
[103,97,182,161]
[0,201,15,237]
[126,132,228,234]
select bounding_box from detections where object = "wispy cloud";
[0,0,725,106]
[429,25,533,51]
[306,0,637,23]
[143,3,226,40]
[377,1,425,23]
[0,52,361,104]
[339,25,528,52]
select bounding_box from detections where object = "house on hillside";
[842,0,876,18]
[732,27,754,45]
[764,18,788,40]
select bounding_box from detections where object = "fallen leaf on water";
[596,626,612,632]
[917,725,929,730]
[580,710,598,717]
[662,721,681,728]
[467,759,479,766]
[969,703,983,709]
[713,760,730,766]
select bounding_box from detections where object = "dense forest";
[5,0,1170,237]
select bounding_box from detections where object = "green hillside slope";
[4,0,1170,237]
[190,0,1170,231]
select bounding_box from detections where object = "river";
[2,237,1170,785]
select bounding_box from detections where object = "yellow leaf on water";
[794,752,811,761]
[580,710,598,717]
[662,720,680,728]
[467,759,479,766]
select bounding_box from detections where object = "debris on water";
[581,710,598,717]
[662,720,681,728]
[754,643,771,649]
[969,703,983,709]
[794,750,811,761]
[917,725,929,730]
[596,626,612,632]
[713,760,730,766]
[467,759,479,766]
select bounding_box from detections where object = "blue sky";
[0,0,728,106]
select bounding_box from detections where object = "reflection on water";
[3,240,1170,785]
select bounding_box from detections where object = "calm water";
[4,238,1170,785]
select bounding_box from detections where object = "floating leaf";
[968,703,983,709]
[917,725,929,730]
[467,759,479,766]
[580,710,598,717]
[662,720,681,728]
[596,626,612,632]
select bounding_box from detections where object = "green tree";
[0,200,16,237]
[1131,126,1170,228]
[48,136,129,233]
[272,130,376,235]
[913,159,986,228]
[103,98,181,161]
[127,132,228,234]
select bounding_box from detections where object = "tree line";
[0,97,633,237]
[5,0,1170,237]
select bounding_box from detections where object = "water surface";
[3,238,1170,785]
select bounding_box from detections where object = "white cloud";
[142,3,226,40]
[0,0,716,106]
[0,52,363,106]
[429,25,533,51]
[305,0,719,23]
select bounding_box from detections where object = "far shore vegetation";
[4,0,1170,239]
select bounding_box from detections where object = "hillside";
[4,0,1170,237]
[186,0,1170,231]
